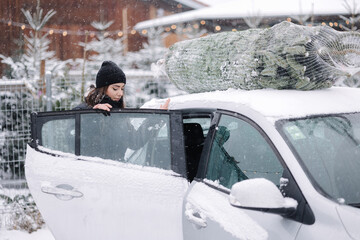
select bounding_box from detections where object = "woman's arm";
[93,103,112,111]
[160,98,170,110]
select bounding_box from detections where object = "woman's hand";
[93,103,112,111]
[160,98,170,110]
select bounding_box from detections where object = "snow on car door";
[26,109,188,240]
[183,112,303,240]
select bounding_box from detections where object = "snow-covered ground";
[0,228,54,240]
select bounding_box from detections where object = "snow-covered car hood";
[336,205,360,240]
[144,87,360,123]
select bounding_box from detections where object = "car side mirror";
[229,178,297,216]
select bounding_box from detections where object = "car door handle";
[185,208,207,228]
[41,183,83,201]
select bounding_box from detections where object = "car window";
[183,117,211,136]
[79,113,171,169]
[38,112,172,170]
[206,114,284,189]
[41,118,75,154]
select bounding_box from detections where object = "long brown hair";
[85,85,125,108]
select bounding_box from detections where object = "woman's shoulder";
[72,102,92,110]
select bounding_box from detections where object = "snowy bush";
[0,192,45,233]
[0,90,35,179]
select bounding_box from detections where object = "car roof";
[145,87,360,122]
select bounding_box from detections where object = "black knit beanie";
[96,61,126,88]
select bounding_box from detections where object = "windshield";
[278,113,360,206]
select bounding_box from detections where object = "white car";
[26,87,360,240]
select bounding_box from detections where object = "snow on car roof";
[145,87,360,121]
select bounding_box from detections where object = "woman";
[74,61,170,161]
[74,60,170,110]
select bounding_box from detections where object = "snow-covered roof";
[191,0,238,7]
[135,0,349,29]
[174,0,208,9]
[144,87,360,122]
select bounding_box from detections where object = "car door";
[183,110,313,240]
[26,109,188,240]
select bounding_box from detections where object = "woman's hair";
[85,84,125,108]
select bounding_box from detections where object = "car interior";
[182,113,212,182]
[183,122,205,182]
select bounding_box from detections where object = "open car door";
[26,109,188,240]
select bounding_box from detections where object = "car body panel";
[336,205,360,240]
[183,181,301,240]
[26,146,188,240]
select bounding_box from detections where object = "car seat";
[183,123,205,181]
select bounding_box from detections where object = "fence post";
[46,72,52,111]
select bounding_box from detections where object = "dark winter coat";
[73,97,162,161]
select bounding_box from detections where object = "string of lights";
[0,18,141,37]
[0,18,208,37]
[1,17,348,38]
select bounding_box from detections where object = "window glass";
[279,114,360,205]
[206,114,283,189]
[41,118,75,154]
[183,117,211,136]
[80,113,171,169]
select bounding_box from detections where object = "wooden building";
[0,0,200,74]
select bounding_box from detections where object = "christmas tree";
[165,21,360,92]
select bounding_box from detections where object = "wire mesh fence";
[0,70,181,229]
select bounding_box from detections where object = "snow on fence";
[0,70,181,229]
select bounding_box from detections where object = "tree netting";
[164,21,360,92]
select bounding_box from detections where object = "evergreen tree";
[0,0,59,179]
[339,0,360,31]
[80,20,126,70]
[0,0,60,82]
[126,27,168,70]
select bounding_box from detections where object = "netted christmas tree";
[335,0,360,88]
[164,21,360,92]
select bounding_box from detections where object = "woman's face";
[105,83,125,102]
